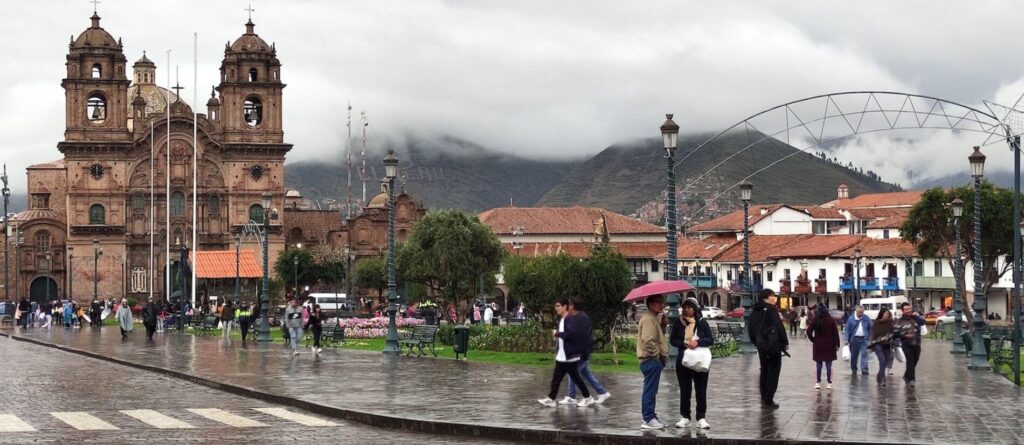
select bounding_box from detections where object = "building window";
[934,260,943,277]
[249,204,264,223]
[87,94,106,122]
[208,195,220,214]
[767,271,773,282]
[171,191,185,216]
[89,204,105,224]
[91,64,101,78]
[35,232,51,251]
[132,194,145,211]
[681,266,689,276]
[243,96,262,126]
[31,194,49,209]
[883,229,890,239]
[913,261,924,277]
[650,260,659,272]
[248,68,258,82]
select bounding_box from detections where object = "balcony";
[840,277,854,291]
[729,279,763,294]
[794,278,811,294]
[860,276,879,291]
[883,276,900,291]
[634,272,649,283]
[682,274,717,288]
[906,276,956,289]
[779,278,791,294]
[814,278,828,294]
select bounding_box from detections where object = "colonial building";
[6,13,290,304]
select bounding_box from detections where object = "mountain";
[537,132,901,221]
[284,136,581,213]
[912,170,1021,190]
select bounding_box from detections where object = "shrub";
[470,320,553,353]
[334,316,425,338]
[437,323,488,345]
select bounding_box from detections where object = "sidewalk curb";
[2,331,815,445]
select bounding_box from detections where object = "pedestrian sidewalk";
[6,326,1024,444]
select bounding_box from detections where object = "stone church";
[6,13,291,304]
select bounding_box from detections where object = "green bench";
[399,325,439,357]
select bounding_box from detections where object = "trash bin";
[453,325,470,360]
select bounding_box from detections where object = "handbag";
[841,344,851,361]
[681,334,712,372]
[14,308,21,320]
[919,325,928,336]
[895,346,906,363]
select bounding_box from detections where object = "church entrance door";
[30,277,59,304]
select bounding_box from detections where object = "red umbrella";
[623,280,695,303]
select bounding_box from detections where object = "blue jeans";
[849,336,869,373]
[568,359,607,398]
[288,327,302,350]
[640,359,663,422]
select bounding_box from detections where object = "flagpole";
[166,50,172,304]
[361,111,368,206]
[191,32,198,309]
[149,120,154,302]
[346,102,352,220]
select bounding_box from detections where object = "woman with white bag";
[669,297,714,430]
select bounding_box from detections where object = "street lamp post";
[951,198,966,354]
[92,238,102,302]
[257,193,274,343]
[967,146,990,370]
[2,164,9,302]
[660,114,682,364]
[235,233,241,301]
[45,252,52,301]
[344,246,356,303]
[293,253,299,302]
[383,150,400,354]
[739,179,756,354]
[854,246,862,305]
[67,247,73,302]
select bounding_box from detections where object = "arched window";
[87,94,106,122]
[249,204,264,223]
[171,191,185,216]
[272,70,278,81]
[243,97,262,126]
[91,64,102,78]
[208,195,221,214]
[89,204,105,224]
[248,68,258,82]
[132,194,145,211]
[35,232,51,251]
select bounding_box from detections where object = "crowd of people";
[8,297,120,329]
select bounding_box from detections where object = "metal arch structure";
[676,91,1024,205]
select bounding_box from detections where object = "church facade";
[6,13,290,304]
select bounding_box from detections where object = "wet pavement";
[5,325,1022,444]
[0,336,517,444]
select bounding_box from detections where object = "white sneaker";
[292,350,300,356]
[814,382,820,390]
[537,398,557,407]
[577,397,595,407]
[675,418,690,428]
[696,418,710,429]
[826,383,833,390]
[889,371,894,376]
[595,392,612,404]
[557,397,577,406]
[317,348,323,353]
[641,419,666,430]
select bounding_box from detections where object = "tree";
[397,210,505,321]
[354,256,387,299]
[505,253,583,323]
[900,183,1016,326]
[309,244,346,293]
[273,249,315,295]
[578,246,634,350]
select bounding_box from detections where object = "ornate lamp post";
[67,247,73,301]
[234,233,241,301]
[344,245,356,302]
[660,114,682,365]
[854,246,862,305]
[951,198,966,354]
[2,164,8,302]
[967,146,990,370]
[293,254,299,301]
[383,150,401,354]
[92,238,102,301]
[258,193,274,343]
[739,179,756,354]
[44,252,52,301]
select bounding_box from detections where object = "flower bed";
[332,316,426,338]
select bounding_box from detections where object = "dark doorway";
[30,276,59,304]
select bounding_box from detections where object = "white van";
[860,296,909,320]
[307,293,352,316]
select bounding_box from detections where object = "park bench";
[321,324,346,348]
[0,315,13,329]
[196,316,218,336]
[989,337,1015,371]
[399,325,439,357]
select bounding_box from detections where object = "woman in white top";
[798,310,808,337]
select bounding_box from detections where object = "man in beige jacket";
[637,295,669,429]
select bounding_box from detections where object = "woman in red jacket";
[806,303,840,390]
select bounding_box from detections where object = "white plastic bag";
[682,347,713,372]
[919,325,928,336]
[841,345,851,361]
[895,346,906,363]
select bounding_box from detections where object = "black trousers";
[240,320,251,341]
[145,323,156,340]
[120,328,128,339]
[676,364,709,420]
[757,350,782,403]
[789,321,797,336]
[902,343,921,382]
[548,361,590,400]
[312,325,322,348]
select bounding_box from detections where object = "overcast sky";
[2,1,1024,194]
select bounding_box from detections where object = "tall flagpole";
[346,102,352,219]
[149,121,154,302]
[191,32,198,309]
[361,111,368,205]
[166,50,172,304]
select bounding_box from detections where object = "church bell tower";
[62,12,131,143]
[216,19,285,144]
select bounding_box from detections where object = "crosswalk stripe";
[187,408,266,428]
[0,414,36,432]
[253,407,336,426]
[51,412,119,430]
[121,410,194,429]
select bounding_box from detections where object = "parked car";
[923,310,946,325]
[701,306,726,319]
[726,307,745,319]
[935,312,969,329]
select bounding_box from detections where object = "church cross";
[171,82,184,100]
[245,3,255,20]
[90,0,101,14]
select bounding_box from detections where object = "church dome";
[71,13,119,50]
[228,20,273,54]
[126,84,181,116]
[367,192,387,209]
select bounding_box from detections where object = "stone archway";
[30,276,59,304]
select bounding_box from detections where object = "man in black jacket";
[142,297,159,341]
[563,300,612,405]
[748,289,788,408]
[537,297,594,407]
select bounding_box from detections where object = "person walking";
[237,302,253,343]
[537,298,595,408]
[63,301,73,328]
[116,299,134,340]
[221,300,236,338]
[867,308,895,386]
[563,300,612,406]
[894,302,925,387]
[844,305,872,376]
[17,298,30,329]
[90,300,102,326]
[306,304,324,354]
[637,294,669,429]
[798,310,809,338]
[670,297,713,429]
[142,297,158,341]
[284,297,303,355]
[806,303,839,390]
[749,289,788,409]
[787,309,798,337]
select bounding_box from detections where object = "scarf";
[683,315,697,341]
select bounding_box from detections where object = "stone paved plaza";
[5,326,1023,444]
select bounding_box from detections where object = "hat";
[682,297,701,317]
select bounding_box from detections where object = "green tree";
[273,249,315,295]
[505,253,583,323]
[309,244,347,293]
[578,245,633,349]
[355,256,388,298]
[397,210,505,321]
[900,183,1015,326]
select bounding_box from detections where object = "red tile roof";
[790,206,845,219]
[479,206,664,235]
[836,238,918,258]
[27,159,66,169]
[846,208,909,220]
[825,191,923,209]
[505,241,666,259]
[193,250,263,279]
[866,213,909,229]
[715,235,865,263]
[672,235,738,260]
[283,209,344,243]
[687,205,783,233]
